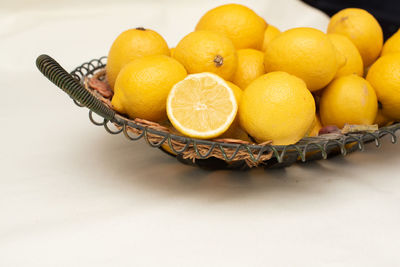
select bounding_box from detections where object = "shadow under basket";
[36,55,400,170]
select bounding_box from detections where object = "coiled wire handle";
[36,54,115,121]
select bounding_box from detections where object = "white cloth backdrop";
[1,0,400,266]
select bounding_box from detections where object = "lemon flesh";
[167,73,238,139]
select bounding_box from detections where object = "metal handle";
[36,54,115,121]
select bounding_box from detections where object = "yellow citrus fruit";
[170,47,176,58]
[218,124,251,141]
[239,72,315,145]
[327,8,383,67]
[328,33,364,77]
[261,25,281,52]
[374,108,394,127]
[307,115,322,137]
[264,27,344,91]
[225,81,242,121]
[225,81,242,124]
[167,73,238,139]
[232,49,265,89]
[173,31,237,80]
[366,53,400,120]
[320,74,378,128]
[195,4,267,49]
[106,27,170,89]
[226,81,242,104]
[111,55,187,121]
[159,121,182,156]
[160,143,177,156]
[218,81,250,141]
[381,29,400,56]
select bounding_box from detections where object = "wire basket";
[36,55,400,170]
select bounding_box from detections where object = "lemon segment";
[167,73,238,139]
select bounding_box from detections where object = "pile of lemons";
[107,4,400,145]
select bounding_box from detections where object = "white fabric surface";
[1,0,400,266]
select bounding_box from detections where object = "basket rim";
[70,56,400,164]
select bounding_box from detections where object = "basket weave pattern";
[84,69,274,167]
[36,55,400,169]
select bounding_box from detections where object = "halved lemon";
[166,73,238,139]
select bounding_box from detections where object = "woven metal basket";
[36,54,400,170]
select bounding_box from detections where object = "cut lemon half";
[167,73,238,139]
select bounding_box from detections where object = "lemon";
[327,8,383,67]
[167,73,238,139]
[264,27,344,91]
[239,72,315,145]
[319,74,378,128]
[174,31,237,81]
[170,47,176,58]
[160,144,177,156]
[232,49,265,90]
[374,108,394,127]
[366,53,400,120]
[217,81,251,141]
[381,29,400,56]
[307,115,322,137]
[225,81,242,131]
[261,25,281,52]
[226,81,242,104]
[159,121,182,156]
[106,27,170,89]
[218,125,251,141]
[111,55,187,121]
[328,33,364,78]
[195,4,267,49]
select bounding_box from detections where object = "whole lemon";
[264,27,344,91]
[239,72,315,145]
[320,75,378,128]
[219,81,250,141]
[261,25,281,52]
[226,81,243,104]
[381,29,400,56]
[170,47,176,58]
[218,125,251,142]
[307,115,322,137]
[195,4,267,49]
[328,33,364,78]
[232,49,265,89]
[366,53,400,120]
[111,55,187,121]
[226,81,242,125]
[327,8,383,67]
[174,31,237,80]
[106,27,170,89]
[374,108,394,127]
